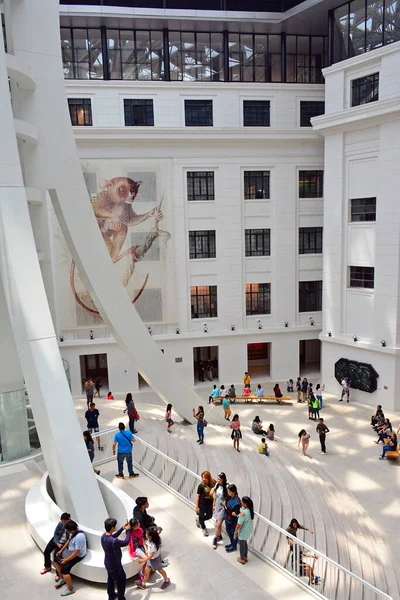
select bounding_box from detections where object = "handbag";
[203,419,208,427]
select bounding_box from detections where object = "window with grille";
[299,280,323,312]
[244,171,270,199]
[299,227,323,254]
[349,266,374,289]
[245,229,271,257]
[351,73,379,107]
[187,172,215,201]
[124,99,154,126]
[299,171,323,198]
[189,231,216,259]
[300,101,325,126]
[243,101,270,126]
[246,283,271,315]
[350,198,376,222]
[68,98,92,126]
[185,100,213,126]
[190,286,218,318]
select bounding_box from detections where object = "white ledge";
[25,187,43,205]
[14,119,38,145]
[311,98,400,135]
[5,53,36,91]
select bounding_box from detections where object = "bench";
[382,438,399,460]
[213,394,292,405]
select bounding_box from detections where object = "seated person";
[374,419,392,443]
[128,518,146,559]
[228,384,236,398]
[379,431,398,459]
[40,512,71,576]
[287,379,294,392]
[273,383,283,404]
[373,413,385,431]
[258,437,269,456]
[54,520,87,595]
[252,416,268,436]
[243,386,251,396]
[266,423,275,441]
[255,384,264,399]
[133,497,162,534]
[371,405,383,427]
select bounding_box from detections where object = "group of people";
[40,496,170,597]
[198,357,218,382]
[371,404,399,459]
[84,377,102,407]
[298,418,330,456]
[195,470,254,564]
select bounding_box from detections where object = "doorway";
[193,346,218,384]
[299,339,321,376]
[247,342,270,380]
[80,353,109,395]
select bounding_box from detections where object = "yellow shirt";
[258,442,266,454]
[243,374,250,386]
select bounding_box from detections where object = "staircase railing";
[93,427,392,600]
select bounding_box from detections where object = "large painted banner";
[54,159,176,330]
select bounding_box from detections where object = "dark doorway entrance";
[247,342,270,379]
[299,339,321,375]
[80,353,109,395]
[193,346,218,384]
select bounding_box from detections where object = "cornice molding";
[311,98,400,136]
[322,41,400,76]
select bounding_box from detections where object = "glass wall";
[61,28,104,79]
[169,32,224,81]
[333,0,400,63]
[107,29,164,80]
[228,33,281,82]
[286,36,327,83]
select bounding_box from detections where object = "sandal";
[40,567,51,575]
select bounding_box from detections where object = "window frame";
[243,100,271,127]
[190,285,218,319]
[299,280,323,312]
[349,266,375,289]
[67,98,93,126]
[189,230,216,259]
[123,98,154,126]
[299,170,324,198]
[351,72,379,107]
[245,283,271,316]
[350,197,376,222]
[299,227,323,254]
[299,100,325,127]
[187,171,215,202]
[244,171,270,200]
[184,99,213,126]
[245,229,271,257]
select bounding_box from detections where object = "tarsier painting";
[70,172,171,318]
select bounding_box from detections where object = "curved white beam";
[5,52,36,90]
[14,118,38,145]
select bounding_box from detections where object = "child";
[107,391,114,400]
[136,529,170,590]
[258,437,269,456]
[243,386,251,397]
[128,519,145,559]
[165,403,174,433]
[287,379,294,392]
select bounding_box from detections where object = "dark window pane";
[351,72,379,106]
[349,266,375,288]
[187,172,215,201]
[124,99,154,126]
[244,171,270,199]
[243,101,270,127]
[189,231,216,259]
[191,286,218,318]
[299,227,323,254]
[68,98,93,126]
[246,283,271,315]
[185,100,213,126]
[300,101,325,126]
[299,171,324,198]
[299,281,323,312]
[350,197,377,222]
[245,229,271,257]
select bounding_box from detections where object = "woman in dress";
[298,429,311,456]
[193,406,206,444]
[211,472,228,550]
[230,414,242,452]
[235,496,254,564]
[195,470,215,537]
[83,431,100,475]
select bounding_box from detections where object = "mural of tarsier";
[70,176,171,315]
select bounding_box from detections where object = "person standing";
[235,496,254,564]
[195,471,215,537]
[316,418,330,455]
[206,361,213,381]
[113,422,139,479]
[101,517,131,600]
[311,394,320,421]
[209,384,219,404]
[315,383,325,409]
[222,396,232,421]
[40,512,71,575]
[198,361,205,382]
[340,377,350,402]
[230,414,242,452]
[165,403,174,433]
[296,377,302,403]
[301,378,308,403]
[54,521,87,596]
[212,472,228,550]
[84,378,94,409]
[85,402,102,451]
[224,484,241,553]
[83,431,100,475]
[243,372,251,389]
[193,406,206,444]
[123,393,139,434]
[298,429,311,456]
[94,376,102,398]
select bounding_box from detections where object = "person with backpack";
[112,422,139,479]
[101,517,131,600]
[40,512,71,576]
[123,393,139,434]
[54,521,87,596]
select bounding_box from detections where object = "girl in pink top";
[230,414,242,453]
[128,519,145,559]
[165,403,174,433]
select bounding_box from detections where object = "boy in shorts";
[54,521,87,596]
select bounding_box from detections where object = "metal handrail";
[94,426,392,600]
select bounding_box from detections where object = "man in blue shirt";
[85,402,102,451]
[113,422,139,479]
[101,517,131,600]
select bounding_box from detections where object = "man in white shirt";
[340,377,350,402]
[54,520,87,596]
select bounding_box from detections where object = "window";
[351,73,379,107]
[244,171,270,200]
[245,229,271,257]
[185,100,213,126]
[107,29,164,80]
[191,286,218,318]
[187,172,215,201]
[299,281,323,312]
[299,171,324,198]
[349,266,374,289]
[124,99,154,126]
[300,101,325,126]
[286,35,327,83]
[189,231,216,259]
[351,198,376,222]
[61,28,104,80]
[68,98,92,126]
[243,101,270,126]
[299,227,323,254]
[246,283,271,315]
[228,33,282,82]
[169,32,224,81]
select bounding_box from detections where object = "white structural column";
[10,0,198,422]
[0,17,108,525]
